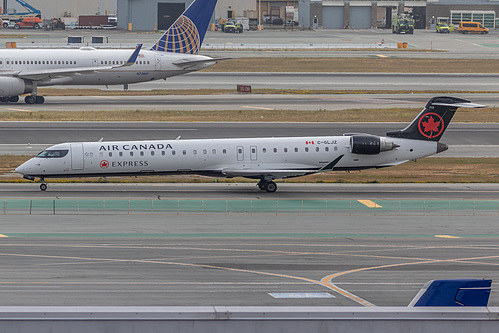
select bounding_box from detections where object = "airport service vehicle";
[13,16,42,29]
[436,23,450,33]
[392,13,414,34]
[459,21,489,34]
[15,97,484,192]
[0,0,221,104]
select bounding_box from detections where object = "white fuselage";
[0,48,212,86]
[15,136,439,179]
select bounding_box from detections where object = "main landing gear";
[25,95,45,104]
[257,180,277,193]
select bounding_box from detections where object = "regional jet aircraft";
[15,97,483,192]
[0,0,220,104]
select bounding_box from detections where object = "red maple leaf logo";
[422,116,440,133]
[100,160,109,169]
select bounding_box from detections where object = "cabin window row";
[6,60,77,65]
[261,146,338,153]
[99,149,229,158]
[100,60,150,65]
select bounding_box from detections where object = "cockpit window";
[35,150,69,158]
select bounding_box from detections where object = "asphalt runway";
[1,183,498,200]
[1,121,497,157]
[1,213,498,307]
[35,73,499,92]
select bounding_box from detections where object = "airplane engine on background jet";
[349,135,398,155]
[0,77,33,97]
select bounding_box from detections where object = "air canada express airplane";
[0,0,220,104]
[15,96,483,192]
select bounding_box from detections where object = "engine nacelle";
[350,135,398,155]
[0,77,32,97]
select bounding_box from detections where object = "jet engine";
[350,135,398,155]
[0,77,33,97]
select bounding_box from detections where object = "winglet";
[408,279,492,307]
[120,44,143,67]
[319,154,344,172]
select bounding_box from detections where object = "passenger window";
[130,152,134,156]
[284,148,288,153]
[108,152,112,157]
[294,147,298,152]
[193,150,197,155]
[172,151,176,155]
[162,151,165,156]
[316,147,319,152]
[140,151,144,156]
[223,149,227,154]
[182,150,186,155]
[252,148,256,153]
[119,152,123,157]
[334,147,338,151]
[325,147,329,152]
[262,148,266,153]
[203,149,207,154]
[151,151,155,156]
[305,147,309,152]
[238,148,242,154]
[273,148,277,153]
[212,149,216,154]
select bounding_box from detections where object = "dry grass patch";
[205,58,499,73]
[1,107,498,123]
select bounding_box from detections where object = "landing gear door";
[70,143,84,170]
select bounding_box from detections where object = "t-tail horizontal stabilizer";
[387,96,485,142]
[408,279,492,307]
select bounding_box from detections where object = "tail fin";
[386,96,484,141]
[150,0,217,54]
[408,279,492,307]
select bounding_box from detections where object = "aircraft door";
[236,146,244,161]
[70,143,84,170]
[154,54,161,70]
[250,146,257,161]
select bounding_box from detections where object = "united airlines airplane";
[15,97,484,192]
[0,0,220,104]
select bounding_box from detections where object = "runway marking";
[376,54,388,58]
[435,235,461,239]
[0,234,7,238]
[94,96,121,99]
[240,105,275,110]
[358,200,382,208]
[5,108,32,112]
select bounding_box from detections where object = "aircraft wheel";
[265,181,277,193]
[9,96,19,103]
[40,183,47,191]
[14,24,20,29]
[0,97,8,103]
[34,23,40,29]
[25,96,36,104]
[35,96,45,104]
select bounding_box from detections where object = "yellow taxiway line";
[358,200,382,208]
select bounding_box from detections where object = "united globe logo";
[153,15,200,54]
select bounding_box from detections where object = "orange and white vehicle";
[13,16,42,29]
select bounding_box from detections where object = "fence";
[1,199,498,216]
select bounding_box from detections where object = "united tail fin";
[408,279,492,307]
[150,0,218,54]
[386,96,485,141]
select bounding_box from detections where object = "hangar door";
[158,3,185,30]
[350,6,372,29]
[322,6,344,29]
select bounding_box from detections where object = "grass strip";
[1,108,498,122]
[205,58,499,73]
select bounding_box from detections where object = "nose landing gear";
[40,178,47,191]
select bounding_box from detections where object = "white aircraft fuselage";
[0,48,213,87]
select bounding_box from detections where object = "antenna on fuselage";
[175,136,181,140]
[98,138,103,142]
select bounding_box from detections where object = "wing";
[172,57,234,70]
[221,155,345,179]
[5,44,143,81]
